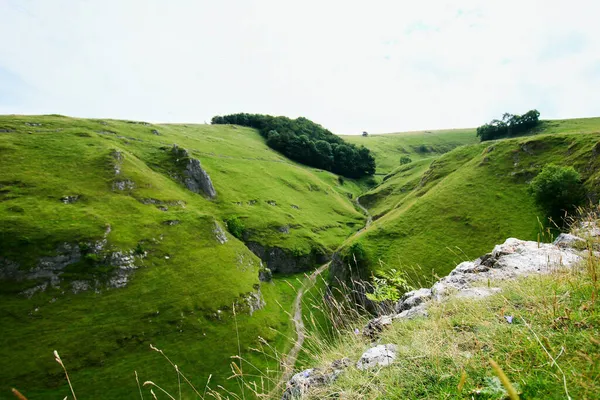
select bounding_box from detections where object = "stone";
[163,220,180,226]
[362,314,393,338]
[151,129,160,135]
[278,225,290,234]
[395,288,432,313]
[213,222,228,244]
[553,233,586,248]
[61,195,80,204]
[394,303,428,320]
[258,267,272,282]
[245,287,265,315]
[112,179,135,191]
[267,200,277,206]
[281,358,351,400]
[356,344,397,370]
[172,144,217,199]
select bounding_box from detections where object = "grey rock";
[356,344,397,370]
[395,288,432,313]
[112,179,135,191]
[394,303,428,320]
[172,144,217,198]
[258,267,272,282]
[245,287,265,316]
[248,200,257,206]
[163,220,180,226]
[363,314,393,338]
[277,225,290,234]
[110,149,123,175]
[553,233,586,248]
[213,222,228,244]
[281,358,351,400]
[246,242,329,274]
[266,200,277,206]
[61,195,80,204]
[151,129,160,135]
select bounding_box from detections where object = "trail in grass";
[278,197,373,388]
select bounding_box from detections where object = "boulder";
[281,358,351,400]
[553,233,586,248]
[362,314,393,339]
[172,144,217,198]
[356,344,397,370]
[395,288,432,313]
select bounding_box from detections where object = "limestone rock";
[356,344,397,370]
[172,144,217,198]
[553,233,586,248]
[213,222,228,244]
[61,195,80,204]
[395,288,432,313]
[258,267,272,282]
[362,314,392,339]
[281,358,351,400]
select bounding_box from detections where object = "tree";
[529,164,585,223]
[476,109,541,141]
[362,131,368,137]
[211,113,376,178]
[399,155,412,165]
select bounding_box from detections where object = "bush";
[225,216,245,240]
[399,155,412,165]
[529,164,585,222]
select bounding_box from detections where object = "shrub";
[477,109,540,141]
[399,155,412,165]
[225,216,245,240]
[366,268,413,303]
[529,164,585,222]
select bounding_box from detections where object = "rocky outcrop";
[244,285,266,315]
[282,358,352,400]
[171,144,216,199]
[356,344,397,370]
[0,227,146,296]
[283,230,592,398]
[213,222,228,244]
[245,242,329,274]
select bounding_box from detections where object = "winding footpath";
[275,196,372,392]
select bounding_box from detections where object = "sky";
[1,0,599,134]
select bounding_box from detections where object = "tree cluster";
[529,164,585,224]
[211,113,376,178]
[476,109,541,141]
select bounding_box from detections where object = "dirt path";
[275,195,373,393]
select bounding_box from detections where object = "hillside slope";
[0,115,364,398]
[332,118,600,284]
[341,128,478,176]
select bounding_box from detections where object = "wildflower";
[504,315,513,324]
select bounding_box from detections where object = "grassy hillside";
[342,128,478,176]
[0,115,365,398]
[337,119,600,284]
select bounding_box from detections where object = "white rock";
[356,344,397,370]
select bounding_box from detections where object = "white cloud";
[0,0,598,133]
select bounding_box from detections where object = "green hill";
[0,115,366,398]
[332,118,600,285]
[341,128,478,176]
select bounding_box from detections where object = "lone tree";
[529,164,585,224]
[362,131,369,137]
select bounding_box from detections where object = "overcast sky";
[1,0,599,134]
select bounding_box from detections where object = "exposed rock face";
[282,358,351,400]
[61,195,80,204]
[213,222,228,244]
[246,242,329,274]
[258,266,273,282]
[244,286,266,315]
[283,232,591,398]
[0,228,145,296]
[172,144,216,199]
[356,344,397,370]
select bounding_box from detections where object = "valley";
[1,115,599,399]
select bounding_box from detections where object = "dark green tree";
[529,164,585,223]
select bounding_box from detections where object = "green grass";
[301,249,600,399]
[342,128,478,176]
[339,122,600,284]
[0,115,365,398]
